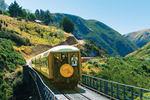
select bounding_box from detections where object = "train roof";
[49,45,79,52]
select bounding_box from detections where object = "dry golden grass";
[82,63,102,74]
[0,15,77,59]
[81,58,106,75]
[0,15,80,64]
[0,15,67,45]
[14,46,32,54]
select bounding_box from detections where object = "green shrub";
[135,92,150,100]
[84,57,150,89]
[13,75,23,90]
[0,31,31,46]
[61,17,74,33]
[81,40,107,57]
[0,38,25,99]
[0,81,13,100]
[0,38,26,70]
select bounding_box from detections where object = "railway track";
[34,70,90,100]
[63,93,91,100]
[33,70,108,100]
[60,89,92,100]
[28,60,108,100]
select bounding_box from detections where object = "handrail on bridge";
[81,74,150,100]
[23,65,58,100]
[24,63,150,100]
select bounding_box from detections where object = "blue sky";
[5,0,150,34]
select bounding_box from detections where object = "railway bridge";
[23,65,150,100]
[24,46,150,100]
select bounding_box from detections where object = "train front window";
[61,53,68,64]
[54,53,61,65]
[71,54,78,67]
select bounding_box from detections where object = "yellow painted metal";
[60,64,74,78]
[48,53,53,79]
[32,47,81,82]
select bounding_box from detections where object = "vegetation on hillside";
[0,38,25,99]
[53,14,138,56]
[127,42,150,59]
[0,14,68,59]
[0,31,30,46]
[0,1,70,99]
[61,17,74,33]
[135,93,150,100]
[0,15,66,46]
[2,1,138,56]
[6,1,53,25]
[124,29,150,47]
[8,1,23,17]
[80,40,107,57]
[0,1,149,100]
[82,57,150,89]
[35,9,53,25]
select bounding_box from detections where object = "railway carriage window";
[54,53,61,67]
[54,54,59,60]
[71,54,78,67]
[61,53,68,64]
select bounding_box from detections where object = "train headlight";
[60,64,74,78]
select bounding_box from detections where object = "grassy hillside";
[0,39,25,99]
[80,40,107,57]
[127,42,150,59]
[82,57,150,89]
[82,41,150,89]
[0,15,69,59]
[53,13,137,56]
[124,29,150,47]
[0,14,76,99]
[0,14,107,59]
[0,15,66,46]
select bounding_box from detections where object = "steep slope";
[127,42,150,59]
[0,15,107,58]
[53,13,137,56]
[79,40,107,57]
[0,15,67,46]
[82,57,150,89]
[0,15,68,59]
[0,38,26,99]
[0,15,73,99]
[124,29,150,47]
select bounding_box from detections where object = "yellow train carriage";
[32,45,81,88]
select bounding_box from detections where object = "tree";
[35,9,53,25]
[20,9,28,19]
[0,0,7,11]
[43,10,53,25]
[61,17,74,33]
[27,12,36,21]
[0,38,25,70]
[35,9,40,19]
[39,9,45,20]
[8,1,22,17]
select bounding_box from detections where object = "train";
[31,45,81,88]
